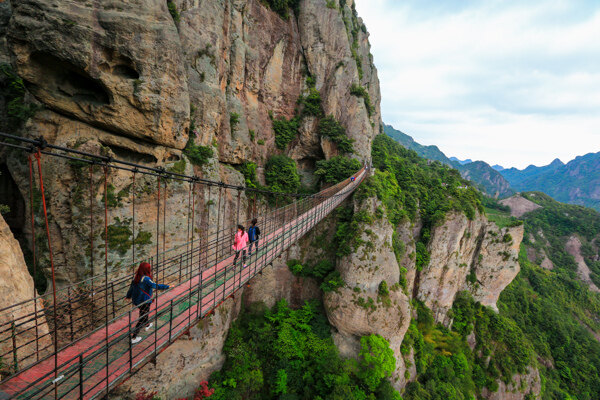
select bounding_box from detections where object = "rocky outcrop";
[500,194,542,218]
[323,197,411,389]
[0,214,50,371]
[481,366,541,400]
[410,211,523,324]
[565,235,600,293]
[9,0,189,149]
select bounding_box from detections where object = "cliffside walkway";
[0,133,366,399]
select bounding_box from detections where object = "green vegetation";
[107,217,152,256]
[209,300,401,399]
[475,190,600,398]
[298,87,322,117]
[297,77,322,117]
[287,259,344,292]
[184,140,213,166]
[230,112,240,131]
[482,196,523,228]
[168,158,187,175]
[261,0,300,19]
[349,84,374,117]
[314,156,361,184]
[264,155,300,194]
[364,134,482,257]
[249,129,256,142]
[383,124,515,198]
[0,63,40,128]
[341,3,365,80]
[401,297,534,400]
[318,116,354,154]
[103,184,129,208]
[237,162,259,189]
[271,116,299,150]
[167,1,180,23]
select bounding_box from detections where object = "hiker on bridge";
[248,218,260,256]
[127,262,170,344]
[232,224,249,268]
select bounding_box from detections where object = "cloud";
[355,0,600,168]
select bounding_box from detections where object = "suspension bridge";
[0,132,366,399]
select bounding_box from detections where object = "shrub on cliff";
[209,300,401,399]
[315,156,361,184]
[265,155,300,193]
[271,115,299,150]
[318,116,354,154]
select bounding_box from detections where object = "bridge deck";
[0,168,364,399]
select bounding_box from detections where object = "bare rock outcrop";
[414,212,523,324]
[481,366,541,400]
[9,0,189,148]
[565,235,600,293]
[0,214,50,370]
[323,197,411,389]
[500,194,542,218]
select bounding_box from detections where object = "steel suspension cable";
[33,150,60,396]
[103,164,110,397]
[27,156,39,363]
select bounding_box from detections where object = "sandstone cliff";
[0,214,50,376]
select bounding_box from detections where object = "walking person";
[126,262,169,344]
[232,224,249,268]
[247,218,260,256]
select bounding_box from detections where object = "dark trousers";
[233,249,246,266]
[248,240,259,254]
[132,301,151,337]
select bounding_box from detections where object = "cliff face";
[0,214,50,374]
[2,0,380,287]
[322,196,525,390]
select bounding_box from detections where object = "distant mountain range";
[500,154,600,211]
[383,124,514,198]
[383,123,600,212]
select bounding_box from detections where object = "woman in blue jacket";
[127,262,169,343]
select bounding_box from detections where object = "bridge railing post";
[128,310,133,372]
[79,354,84,399]
[11,320,17,373]
[169,299,174,343]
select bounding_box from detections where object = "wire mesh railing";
[0,166,365,399]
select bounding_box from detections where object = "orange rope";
[33,150,59,387]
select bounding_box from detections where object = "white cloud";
[355,0,600,168]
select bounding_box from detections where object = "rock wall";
[1,0,380,397]
[414,211,524,324]
[0,214,50,372]
[322,197,525,390]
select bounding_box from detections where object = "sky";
[354,0,600,169]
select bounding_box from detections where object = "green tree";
[265,155,300,193]
[358,335,396,391]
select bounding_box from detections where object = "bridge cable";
[103,164,110,398]
[27,155,40,362]
[89,163,95,327]
[33,150,59,397]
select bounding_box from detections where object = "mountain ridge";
[501,152,600,211]
[383,124,514,198]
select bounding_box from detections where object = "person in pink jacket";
[232,224,249,267]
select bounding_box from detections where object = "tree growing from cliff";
[264,155,300,194]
